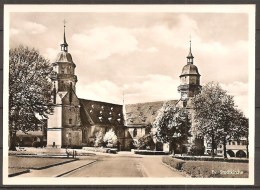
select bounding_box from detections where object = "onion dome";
[180,64,200,77]
[180,40,200,77]
[55,51,74,63]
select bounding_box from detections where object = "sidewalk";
[16,159,96,177]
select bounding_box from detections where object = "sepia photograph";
[3,4,255,185]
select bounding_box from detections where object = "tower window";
[133,128,137,137]
[69,118,72,124]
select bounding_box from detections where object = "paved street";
[17,152,184,177]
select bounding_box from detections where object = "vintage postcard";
[3,4,255,185]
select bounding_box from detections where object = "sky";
[9,11,250,116]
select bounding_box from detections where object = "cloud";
[123,74,180,104]
[71,26,139,60]
[145,47,159,53]
[43,48,59,62]
[23,21,47,34]
[220,81,248,116]
[76,74,181,105]
[10,21,47,38]
[77,80,123,104]
[10,28,20,35]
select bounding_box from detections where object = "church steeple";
[178,40,201,100]
[186,40,194,64]
[60,20,68,52]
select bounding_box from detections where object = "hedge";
[162,157,185,170]
[162,156,248,178]
[134,150,168,155]
[82,147,117,154]
[173,155,248,163]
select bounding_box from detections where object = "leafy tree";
[94,129,104,147]
[152,102,191,154]
[135,134,155,150]
[9,46,52,151]
[232,110,249,158]
[103,129,118,148]
[192,82,243,158]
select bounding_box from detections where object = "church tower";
[47,22,81,148]
[50,23,77,93]
[177,40,203,147]
[178,40,201,103]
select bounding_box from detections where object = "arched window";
[133,128,137,137]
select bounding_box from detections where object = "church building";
[47,25,202,151]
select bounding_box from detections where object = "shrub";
[189,145,205,156]
[162,156,185,170]
[134,150,167,155]
[136,134,155,150]
[32,141,42,148]
[103,129,118,147]
[94,130,104,147]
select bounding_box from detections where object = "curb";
[34,159,78,170]
[9,169,30,177]
[161,161,190,178]
[56,160,97,177]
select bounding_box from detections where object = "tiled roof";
[79,99,124,126]
[124,100,178,127]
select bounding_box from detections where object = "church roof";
[79,98,178,127]
[55,51,74,63]
[180,63,200,77]
[79,99,124,126]
[125,100,177,127]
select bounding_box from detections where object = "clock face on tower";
[181,92,188,101]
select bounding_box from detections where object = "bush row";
[134,150,168,155]
[162,156,249,178]
[173,155,248,163]
[82,147,117,154]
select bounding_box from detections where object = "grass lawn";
[9,156,76,170]
[162,156,249,178]
[183,160,248,178]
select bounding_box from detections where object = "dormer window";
[101,106,104,110]
[100,111,103,115]
[98,116,103,122]
[91,105,94,109]
[111,107,114,111]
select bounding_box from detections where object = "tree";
[135,134,155,150]
[103,129,118,148]
[94,129,104,147]
[232,110,249,158]
[192,82,240,158]
[152,102,191,154]
[9,46,52,150]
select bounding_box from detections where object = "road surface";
[18,152,184,177]
[64,152,184,177]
